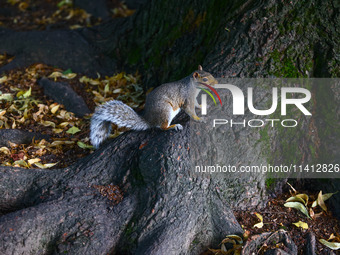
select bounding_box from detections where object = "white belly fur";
[168,108,181,125]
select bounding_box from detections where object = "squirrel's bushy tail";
[90,100,149,148]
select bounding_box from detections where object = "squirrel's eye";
[203,78,208,82]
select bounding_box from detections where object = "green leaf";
[323,191,338,201]
[319,239,340,250]
[286,196,307,205]
[312,191,338,207]
[57,0,72,8]
[22,87,32,98]
[14,160,28,167]
[62,68,73,75]
[66,126,81,134]
[284,202,311,219]
[104,84,110,94]
[77,141,93,149]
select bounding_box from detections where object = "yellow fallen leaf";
[51,104,60,114]
[34,162,58,169]
[70,25,83,30]
[62,73,77,79]
[253,213,264,228]
[65,9,75,20]
[317,191,327,211]
[18,2,29,11]
[0,110,6,117]
[48,72,63,79]
[89,79,101,85]
[0,76,8,83]
[312,191,338,208]
[43,162,59,168]
[286,196,307,205]
[40,120,56,128]
[52,128,64,134]
[62,112,74,121]
[23,108,28,118]
[57,110,67,118]
[220,237,236,245]
[58,122,70,128]
[208,248,223,254]
[8,141,18,148]
[0,147,10,154]
[28,158,41,165]
[50,141,66,146]
[18,116,25,123]
[224,235,243,244]
[113,73,123,80]
[329,234,336,241]
[0,93,13,101]
[296,193,309,205]
[79,76,91,83]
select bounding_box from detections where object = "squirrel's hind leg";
[158,104,182,131]
[160,121,183,131]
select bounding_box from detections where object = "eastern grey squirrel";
[90,65,217,148]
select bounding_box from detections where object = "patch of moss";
[269,49,302,78]
[265,178,275,189]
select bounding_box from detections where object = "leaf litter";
[0,0,135,31]
[0,60,144,169]
[226,186,340,255]
[207,184,339,255]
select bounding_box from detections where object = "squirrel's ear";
[198,65,203,71]
[193,72,199,79]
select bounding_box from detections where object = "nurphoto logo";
[199,83,312,128]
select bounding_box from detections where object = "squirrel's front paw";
[192,115,206,123]
[197,117,206,123]
[174,124,183,131]
[192,115,201,121]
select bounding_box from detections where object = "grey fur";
[90,100,149,148]
[90,67,217,148]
